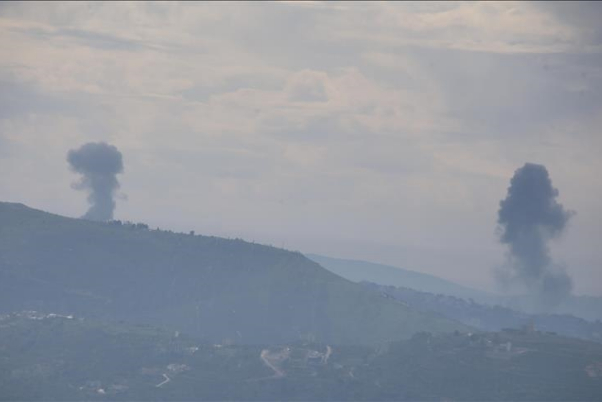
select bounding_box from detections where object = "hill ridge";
[0,201,467,345]
[307,253,496,303]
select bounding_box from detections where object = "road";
[155,373,171,388]
[260,349,286,378]
[324,345,332,364]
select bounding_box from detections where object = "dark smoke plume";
[67,142,124,221]
[497,163,573,308]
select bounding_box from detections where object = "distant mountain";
[0,202,465,345]
[556,295,602,322]
[2,312,601,401]
[306,254,497,304]
[308,254,602,322]
[362,282,602,342]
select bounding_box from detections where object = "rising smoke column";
[67,142,124,221]
[497,163,573,308]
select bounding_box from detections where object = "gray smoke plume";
[67,142,124,221]
[497,163,573,308]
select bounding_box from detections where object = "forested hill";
[0,202,466,345]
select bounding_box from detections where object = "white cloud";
[315,2,594,54]
[0,2,601,294]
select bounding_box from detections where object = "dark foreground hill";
[0,202,465,345]
[1,313,601,401]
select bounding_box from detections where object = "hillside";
[308,254,602,321]
[1,313,601,401]
[362,282,602,343]
[307,254,496,303]
[0,202,465,345]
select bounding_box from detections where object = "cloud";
[285,70,331,102]
[315,2,590,54]
[0,2,601,294]
[535,2,602,47]
[0,79,86,119]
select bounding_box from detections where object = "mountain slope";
[307,254,602,321]
[307,253,496,303]
[361,282,602,342]
[0,202,466,345]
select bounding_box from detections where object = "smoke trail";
[497,163,573,308]
[67,142,124,221]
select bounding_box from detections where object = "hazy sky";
[1,2,601,295]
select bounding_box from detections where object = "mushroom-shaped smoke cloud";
[497,163,573,309]
[67,142,124,221]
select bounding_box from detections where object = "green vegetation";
[1,314,601,401]
[309,253,602,321]
[363,282,602,343]
[5,202,600,400]
[307,253,494,303]
[0,202,465,345]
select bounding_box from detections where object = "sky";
[0,2,601,296]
